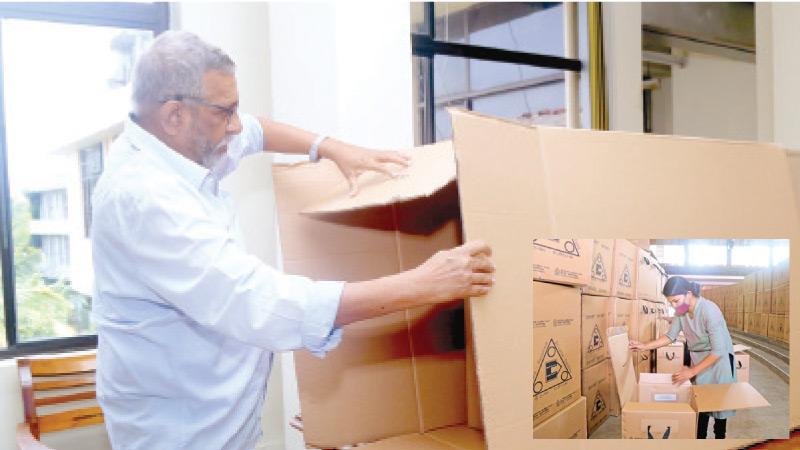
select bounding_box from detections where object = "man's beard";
[194,130,231,171]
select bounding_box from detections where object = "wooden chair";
[15,350,104,450]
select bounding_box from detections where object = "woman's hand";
[671,366,695,385]
[629,340,647,351]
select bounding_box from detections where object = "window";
[80,144,104,237]
[650,239,787,277]
[411,2,581,144]
[0,3,167,356]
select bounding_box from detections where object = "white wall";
[670,51,757,141]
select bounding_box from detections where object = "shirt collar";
[124,113,212,190]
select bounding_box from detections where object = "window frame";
[412,2,582,144]
[653,239,788,277]
[0,2,168,359]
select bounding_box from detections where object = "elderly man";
[91,30,493,450]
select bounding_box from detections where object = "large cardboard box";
[610,240,637,300]
[743,273,757,293]
[771,285,789,315]
[532,239,593,286]
[756,289,772,314]
[581,361,610,436]
[744,292,757,313]
[656,341,685,374]
[533,282,582,426]
[608,330,769,439]
[758,268,773,294]
[582,295,611,369]
[744,312,757,334]
[271,108,797,448]
[607,297,634,335]
[635,248,660,301]
[757,313,770,336]
[768,314,788,342]
[772,260,790,287]
[583,239,614,295]
[532,396,587,439]
[636,300,656,344]
[734,344,751,383]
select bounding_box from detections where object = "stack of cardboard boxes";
[530,239,589,439]
[703,260,789,344]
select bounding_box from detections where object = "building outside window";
[411,2,580,144]
[0,3,168,354]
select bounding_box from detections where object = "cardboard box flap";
[623,402,695,413]
[692,382,770,412]
[302,141,456,214]
[732,344,750,353]
[606,328,637,409]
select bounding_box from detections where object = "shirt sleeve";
[665,314,682,343]
[213,113,265,181]
[104,180,343,357]
[705,304,729,358]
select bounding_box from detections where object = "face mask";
[674,302,690,316]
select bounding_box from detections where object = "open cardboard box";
[607,327,770,439]
[272,109,798,448]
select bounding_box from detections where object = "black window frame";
[0,2,168,359]
[412,2,582,144]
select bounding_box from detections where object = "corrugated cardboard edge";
[301,141,456,214]
[787,148,800,430]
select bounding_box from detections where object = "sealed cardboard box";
[607,297,634,335]
[736,293,744,312]
[736,312,745,331]
[744,313,757,334]
[582,295,611,369]
[757,313,770,336]
[758,268,773,294]
[756,289,772,314]
[636,300,656,344]
[611,240,638,300]
[656,341,685,374]
[744,292,756,313]
[635,248,660,301]
[771,285,789,314]
[608,329,769,439]
[743,274,757,293]
[772,260,790,287]
[532,239,593,286]
[583,239,614,295]
[533,282,582,426]
[581,361,610,435]
[734,344,750,383]
[532,396,587,439]
[768,314,788,342]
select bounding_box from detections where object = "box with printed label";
[608,330,769,439]
[533,281,582,427]
[582,295,612,369]
[581,361,611,435]
[635,248,660,301]
[610,240,638,300]
[583,239,614,295]
[532,239,593,286]
[532,396,587,439]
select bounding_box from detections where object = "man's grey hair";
[132,30,235,110]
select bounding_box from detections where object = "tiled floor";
[589,356,789,440]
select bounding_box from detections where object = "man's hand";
[628,340,647,351]
[320,142,410,196]
[671,366,695,385]
[410,241,495,303]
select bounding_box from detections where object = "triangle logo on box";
[533,239,580,257]
[533,338,573,395]
[619,265,632,288]
[588,324,604,353]
[591,391,607,419]
[592,253,607,281]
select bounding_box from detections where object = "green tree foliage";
[0,199,75,345]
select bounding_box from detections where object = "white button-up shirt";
[91,114,343,450]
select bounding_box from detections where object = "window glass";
[3,19,152,341]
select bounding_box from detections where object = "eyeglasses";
[161,94,238,125]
